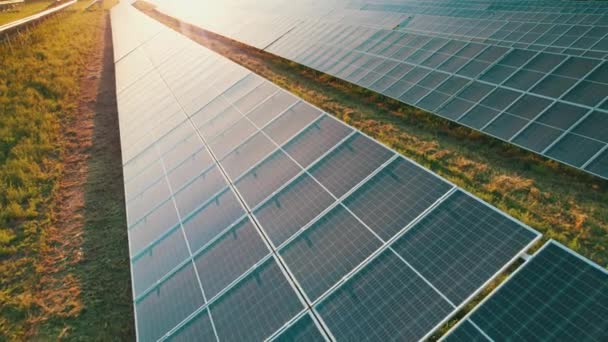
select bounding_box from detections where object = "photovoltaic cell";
[208,118,258,159]
[167,310,217,342]
[173,0,608,180]
[343,157,452,241]
[586,149,608,179]
[247,90,299,127]
[391,190,539,305]
[127,178,171,226]
[199,105,243,141]
[129,200,179,255]
[444,241,608,341]
[254,173,335,246]
[194,217,270,299]
[112,4,607,340]
[220,132,276,180]
[132,227,189,296]
[182,188,245,252]
[272,314,326,342]
[173,166,226,218]
[263,101,323,145]
[210,259,303,342]
[512,122,564,152]
[546,133,605,167]
[317,250,453,341]
[166,149,214,190]
[135,264,204,342]
[283,115,353,168]
[309,133,394,198]
[233,82,277,114]
[280,205,383,300]
[235,150,302,208]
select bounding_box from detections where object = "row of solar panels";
[0,0,77,34]
[112,2,607,341]
[151,0,608,180]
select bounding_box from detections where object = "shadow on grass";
[77,12,134,340]
[45,13,135,341]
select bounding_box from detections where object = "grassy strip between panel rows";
[0,1,55,26]
[135,0,608,336]
[0,0,132,340]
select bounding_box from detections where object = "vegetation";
[0,1,132,340]
[0,1,54,26]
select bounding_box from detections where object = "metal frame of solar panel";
[112,3,546,341]
[149,0,608,180]
[441,240,608,342]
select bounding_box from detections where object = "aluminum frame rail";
[0,0,77,35]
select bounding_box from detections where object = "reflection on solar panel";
[443,240,608,342]
[112,2,556,341]
[150,0,608,180]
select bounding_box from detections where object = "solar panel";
[271,313,327,342]
[150,0,608,179]
[111,3,558,341]
[442,240,608,341]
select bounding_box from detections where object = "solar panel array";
[112,3,546,341]
[151,0,608,180]
[443,240,608,341]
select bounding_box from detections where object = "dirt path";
[32,7,133,339]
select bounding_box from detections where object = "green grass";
[0,1,55,26]
[0,1,132,340]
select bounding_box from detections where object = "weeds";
[1,1,132,340]
[0,1,54,26]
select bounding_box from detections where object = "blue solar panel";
[272,313,326,342]
[443,241,608,341]
[254,173,335,246]
[194,217,270,299]
[343,157,453,241]
[135,263,205,342]
[209,259,304,342]
[167,310,216,342]
[280,204,383,300]
[157,0,608,179]
[317,249,454,341]
[391,190,539,305]
[111,4,601,340]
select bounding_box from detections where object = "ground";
[0,1,55,26]
[0,0,606,340]
[0,1,132,340]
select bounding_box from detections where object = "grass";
[136,1,608,269]
[0,1,55,26]
[0,0,132,340]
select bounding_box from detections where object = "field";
[136,1,608,271]
[0,1,54,26]
[0,1,133,340]
[0,0,606,340]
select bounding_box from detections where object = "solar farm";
[1,0,607,340]
[112,1,608,341]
